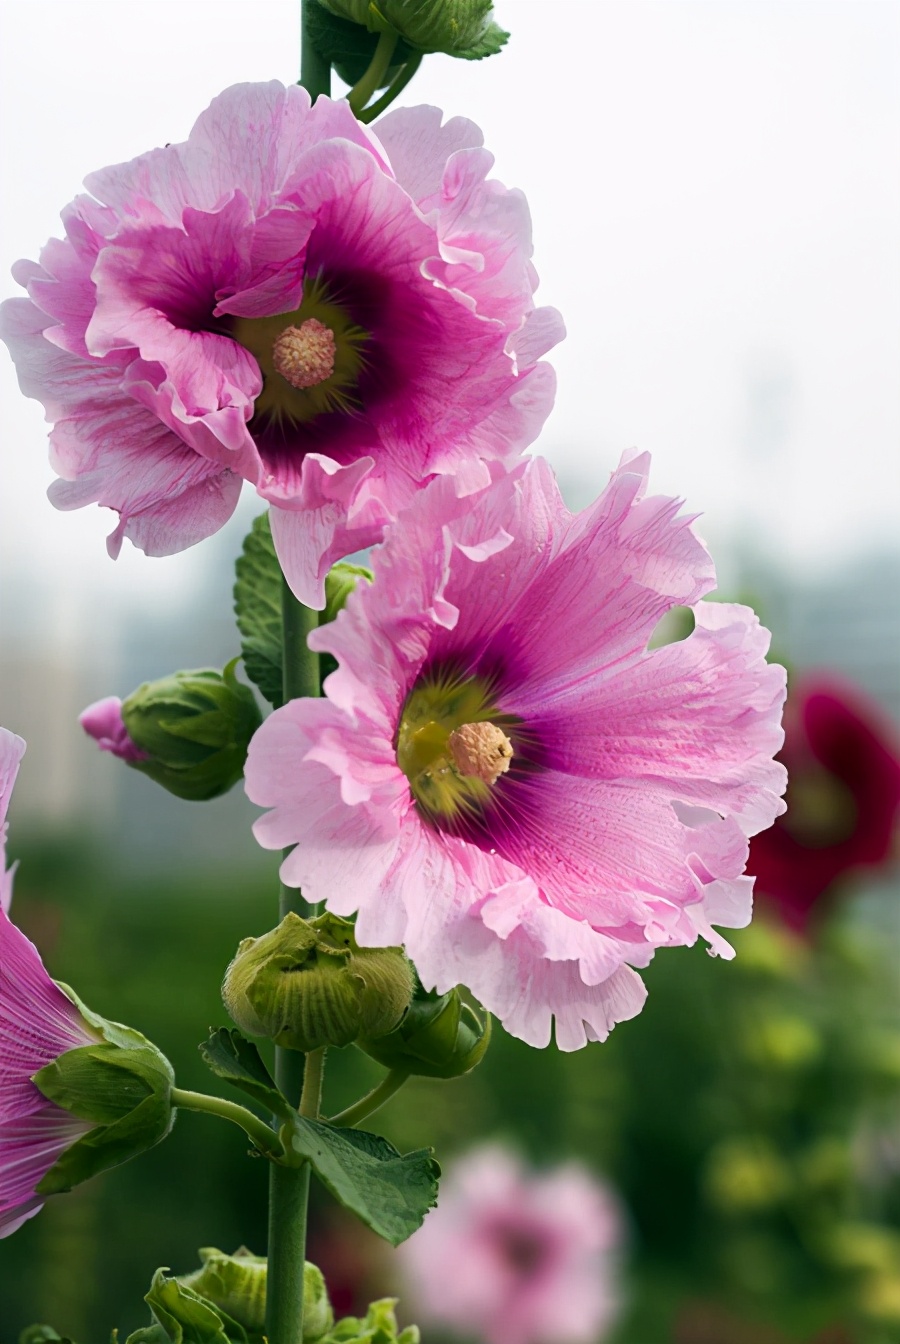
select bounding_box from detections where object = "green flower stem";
[300,1047,327,1118]
[328,1068,411,1128]
[278,573,321,1104]
[359,53,423,125]
[301,0,332,100]
[266,567,322,1341]
[347,29,400,115]
[266,1161,312,1344]
[171,1088,284,1159]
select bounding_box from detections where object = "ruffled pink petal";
[522,601,787,834]
[268,456,392,609]
[375,105,485,208]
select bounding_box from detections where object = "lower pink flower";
[246,453,787,1049]
[748,676,900,930]
[0,903,97,1237]
[397,1144,623,1344]
[0,727,26,913]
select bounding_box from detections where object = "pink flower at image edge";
[0,728,97,1236]
[245,452,787,1050]
[0,727,26,912]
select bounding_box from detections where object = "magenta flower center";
[229,274,370,428]
[272,319,337,390]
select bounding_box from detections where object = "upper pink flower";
[397,1144,623,1344]
[0,84,563,606]
[748,675,900,930]
[245,454,788,1049]
[0,727,26,913]
[0,904,98,1237]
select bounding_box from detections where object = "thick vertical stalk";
[266,1162,312,1344]
[301,0,332,101]
[266,574,321,1343]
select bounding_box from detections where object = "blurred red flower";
[748,676,900,930]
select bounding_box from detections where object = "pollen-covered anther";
[272,318,336,390]
[448,722,513,786]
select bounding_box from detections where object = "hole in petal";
[648,605,695,650]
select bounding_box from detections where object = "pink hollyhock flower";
[748,676,900,931]
[0,905,98,1237]
[397,1144,623,1344]
[0,85,563,607]
[245,453,787,1049]
[0,727,26,913]
[79,695,148,763]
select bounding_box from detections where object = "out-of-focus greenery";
[2,831,898,1344]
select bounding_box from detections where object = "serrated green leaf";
[234,512,284,709]
[199,1028,292,1121]
[288,1118,439,1245]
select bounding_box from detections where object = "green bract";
[177,1248,333,1341]
[358,984,491,1079]
[221,912,414,1053]
[32,986,175,1196]
[315,0,508,59]
[122,662,262,802]
[322,1298,419,1344]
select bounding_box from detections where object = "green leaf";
[124,1330,171,1344]
[234,512,283,709]
[288,1118,439,1245]
[199,1028,293,1122]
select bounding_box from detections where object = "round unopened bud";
[222,912,414,1053]
[358,984,491,1079]
[121,660,262,802]
[179,1247,333,1341]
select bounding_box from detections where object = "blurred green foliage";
[2,831,898,1344]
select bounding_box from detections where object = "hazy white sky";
[1,0,898,621]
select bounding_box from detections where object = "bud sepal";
[358,983,491,1079]
[32,985,175,1196]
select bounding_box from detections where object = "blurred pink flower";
[79,695,148,764]
[0,903,97,1237]
[398,1145,623,1344]
[748,676,900,930]
[246,453,787,1049]
[0,84,562,607]
[0,727,26,913]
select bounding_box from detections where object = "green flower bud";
[222,913,414,1053]
[179,1247,333,1341]
[33,987,175,1197]
[358,983,490,1079]
[121,660,262,802]
[316,0,508,60]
